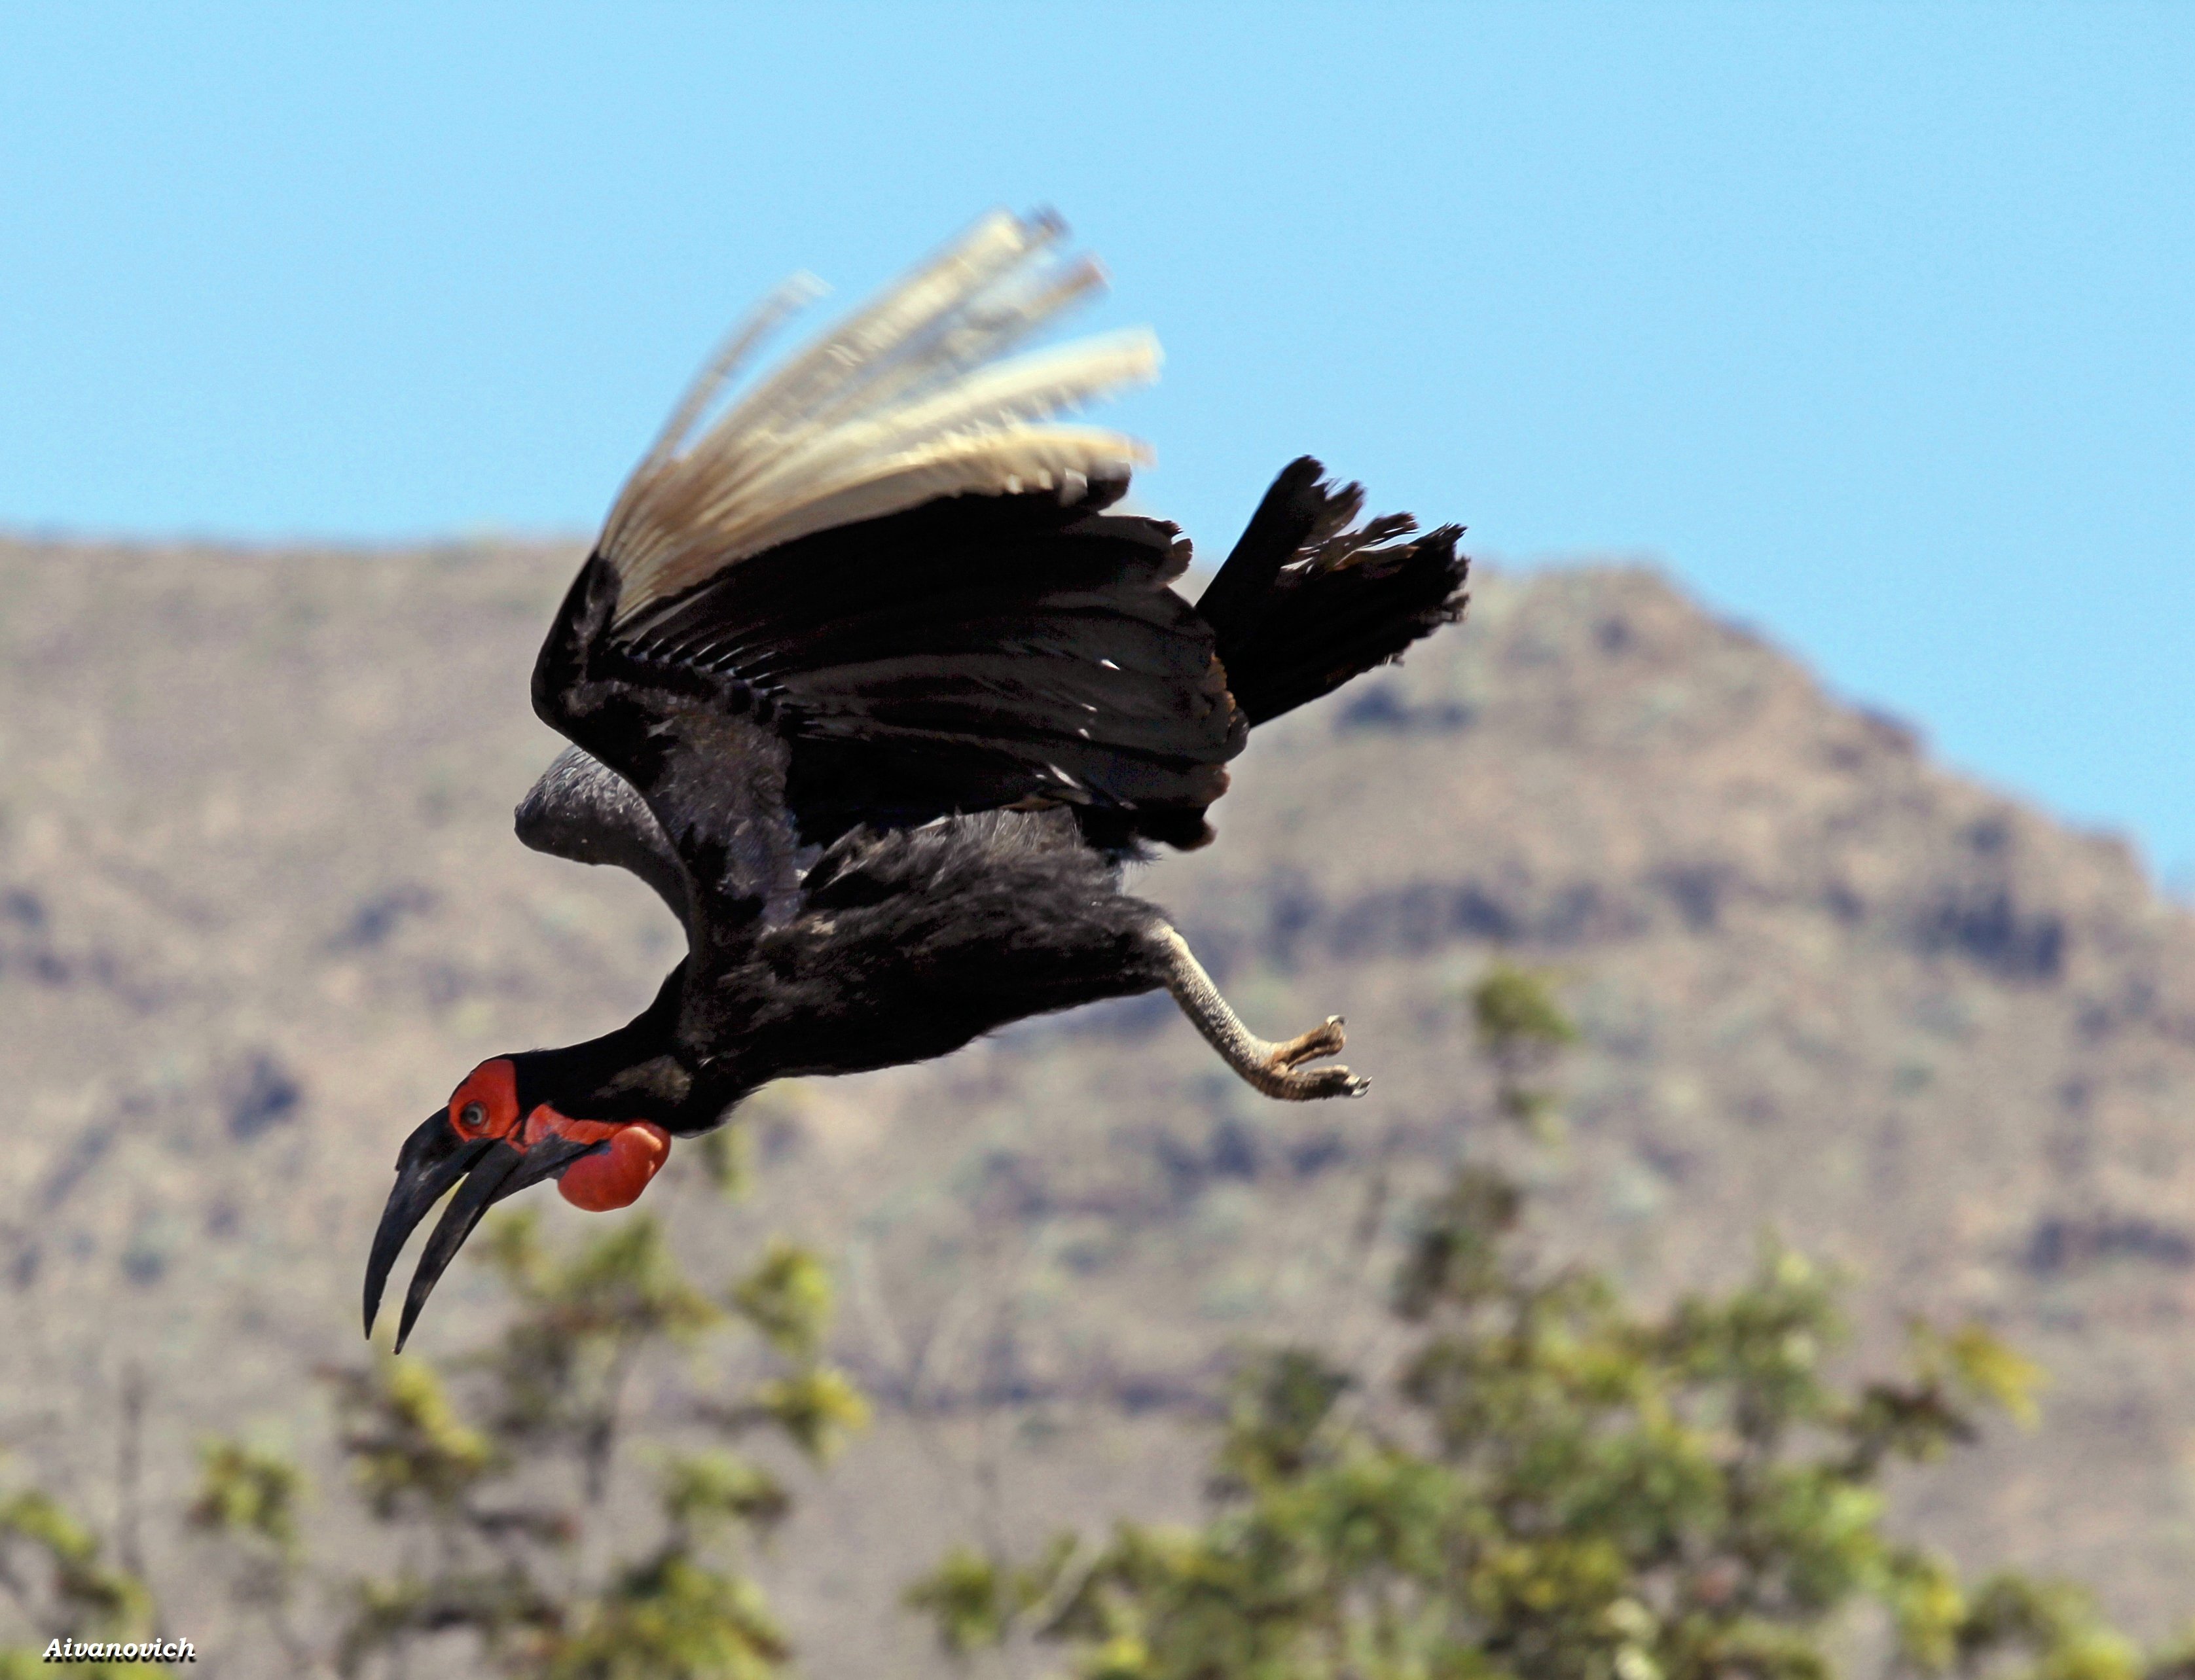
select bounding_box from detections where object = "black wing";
[531,477,1244,936]
[514,219,1466,950]
[523,213,1248,942]
[513,743,695,929]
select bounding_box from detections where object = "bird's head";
[363,1052,674,1351]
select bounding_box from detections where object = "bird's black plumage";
[365,212,1470,1350]
[1200,456,1468,727]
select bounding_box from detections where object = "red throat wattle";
[532,1112,672,1211]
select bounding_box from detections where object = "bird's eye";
[459,1101,488,1131]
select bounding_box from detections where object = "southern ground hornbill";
[365,211,1469,1349]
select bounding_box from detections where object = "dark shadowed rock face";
[1,538,2190,1673]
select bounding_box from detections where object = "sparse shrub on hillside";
[0,1128,863,1678]
[908,966,2191,1680]
[0,1482,162,1678]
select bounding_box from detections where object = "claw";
[1258,1018,1366,1099]
[1267,1060,1368,1099]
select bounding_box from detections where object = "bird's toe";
[1272,1016,1348,1069]
[1286,1063,1367,1100]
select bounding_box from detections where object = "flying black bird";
[365,211,1468,1349]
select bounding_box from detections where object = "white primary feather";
[599,209,1161,628]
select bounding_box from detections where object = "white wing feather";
[598,209,1160,627]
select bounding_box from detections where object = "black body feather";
[513,456,1468,1133]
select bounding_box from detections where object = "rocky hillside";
[1,535,2189,1673]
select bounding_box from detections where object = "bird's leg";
[1150,925,1368,1099]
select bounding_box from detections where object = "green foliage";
[1906,1320,2046,1431]
[908,1546,1015,1655]
[0,1133,858,1677]
[1471,961,1579,1132]
[461,1206,721,1499]
[0,1490,152,1635]
[178,1186,862,1677]
[905,1535,1087,1659]
[1472,963,1580,1057]
[0,1473,162,1676]
[544,1554,788,1680]
[0,1652,165,1680]
[731,1239,835,1359]
[750,1367,871,1462]
[913,967,2185,1680]
[659,1451,791,1539]
[0,1491,161,1680]
[189,1440,305,1559]
[327,1354,495,1518]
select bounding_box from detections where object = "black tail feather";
[1197,457,1469,728]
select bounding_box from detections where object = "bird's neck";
[519,964,752,1134]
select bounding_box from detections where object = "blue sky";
[4,5,2190,883]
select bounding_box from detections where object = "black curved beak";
[363,1112,603,1352]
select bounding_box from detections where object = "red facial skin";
[446,1059,671,1212]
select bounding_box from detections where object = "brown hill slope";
[0,537,2189,1672]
